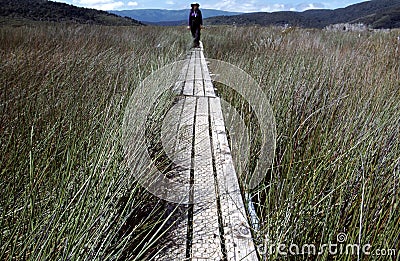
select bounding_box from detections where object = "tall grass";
[0,24,188,260]
[1,23,399,260]
[204,26,399,259]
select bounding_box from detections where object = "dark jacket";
[188,9,203,27]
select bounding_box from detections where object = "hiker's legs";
[191,26,196,39]
[191,26,200,47]
[190,26,199,47]
[190,25,201,47]
[194,27,201,46]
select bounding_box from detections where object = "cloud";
[70,0,125,10]
[201,1,326,13]
[202,0,259,13]
[166,0,175,5]
[261,3,326,12]
[259,2,325,12]
[295,3,325,11]
[128,1,138,6]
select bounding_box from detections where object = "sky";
[52,0,368,12]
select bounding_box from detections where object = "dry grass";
[0,24,188,260]
[1,24,399,260]
[204,26,399,259]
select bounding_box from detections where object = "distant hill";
[205,0,400,29]
[0,0,143,26]
[354,6,400,29]
[110,9,242,25]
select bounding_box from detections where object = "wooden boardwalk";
[157,42,258,260]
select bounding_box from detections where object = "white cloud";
[166,0,175,5]
[91,1,124,10]
[259,2,325,12]
[201,0,325,13]
[296,3,325,11]
[202,0,258,13]
[70,0,124,10]
[260,4,287,12]
[128,1,138,6]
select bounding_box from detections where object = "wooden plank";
[173,97,196,183]
[183,50,195,96]
[172,57,190,94]
[194,50,203,81]
[194,80,204,96]
[203,80,215,98]
[199,46,215,97]
[209,97,259,260]
[159,97,196,204]
[191,97,223,260]
[156,97,196,261]
[194,50,205,96]
[199,50,212,81]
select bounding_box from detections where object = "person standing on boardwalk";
[188,2,203,48]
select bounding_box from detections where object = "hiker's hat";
[191,2,200,7]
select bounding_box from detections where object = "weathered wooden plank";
[203,80,215,97]
[191,96,223,260]
[199,48,215,97]
[173,57,190,94]
[194,80,204,96]
[173,97,196,182]
[183,50,196,96]
[155,97,195,261]
[209,97,259,260]
[194,51,203,81]
[193,50,205,96]
[199,49,212,81]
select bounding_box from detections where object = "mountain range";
[109,9,242,25]
[0,0,142,26]
[112,0,400,28]
[204,0,400,29]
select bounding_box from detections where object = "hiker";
[188,2,203,48]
